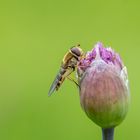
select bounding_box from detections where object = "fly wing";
[48,67,74,96]
[48,75,59,96]
[48,68,63,96]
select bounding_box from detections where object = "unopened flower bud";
[77,42,130,128]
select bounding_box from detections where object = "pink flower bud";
[77,42,130,128]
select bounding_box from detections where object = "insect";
[48,44,84,96]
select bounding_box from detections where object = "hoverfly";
[48,44,84,96]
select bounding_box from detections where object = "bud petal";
[78,42,130,128]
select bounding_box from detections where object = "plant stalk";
[102,127,114,140]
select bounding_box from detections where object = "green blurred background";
[0,0,139,140]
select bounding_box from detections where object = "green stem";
[102,128,114,140]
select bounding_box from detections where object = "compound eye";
[71,47,81,57]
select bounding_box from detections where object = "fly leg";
[66,64,80,88]
[67,76,80,88]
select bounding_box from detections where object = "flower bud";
[77,42,130,128]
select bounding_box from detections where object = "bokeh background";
[0,0,139,140]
